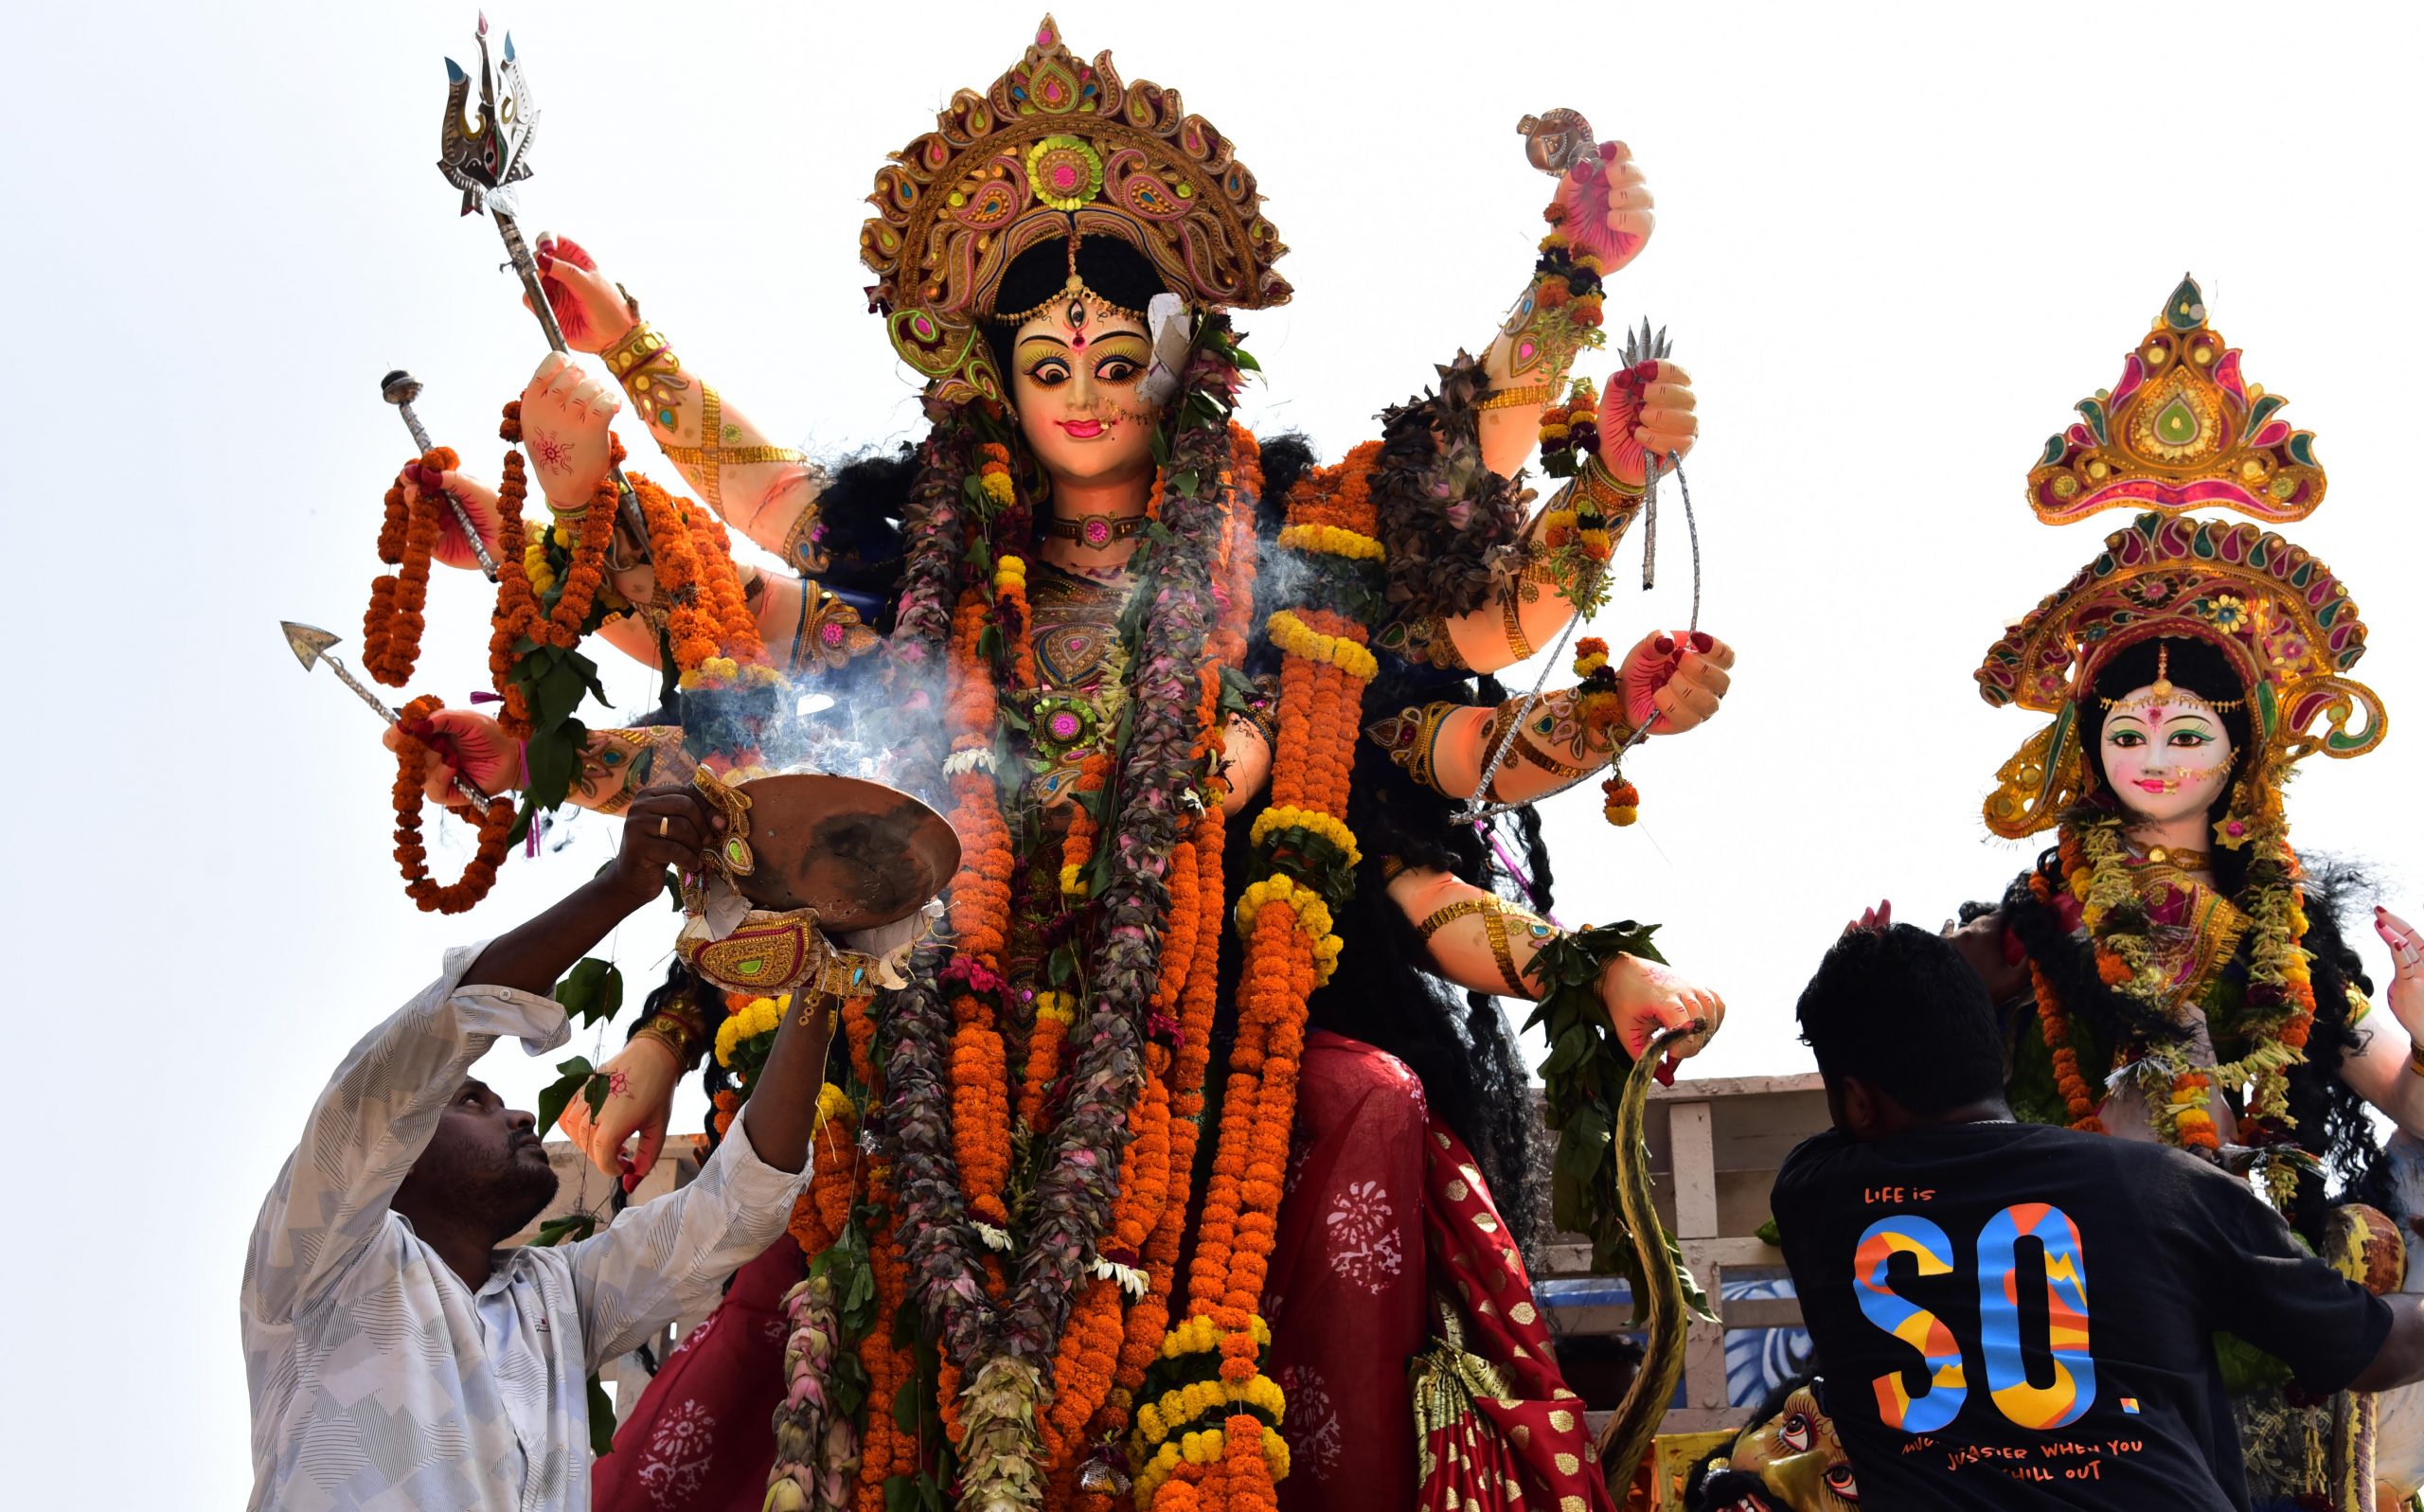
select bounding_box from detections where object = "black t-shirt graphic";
[1771,1122,2389,1510]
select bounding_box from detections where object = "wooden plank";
[1682,1236,1784,1269]
[1684,1317,1730,1410]
[1668,1102,1720,1239]
[1650,1073,1824,1101]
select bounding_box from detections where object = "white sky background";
[7,0,2422,1495]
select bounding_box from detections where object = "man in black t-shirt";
[1769,917,2424,1511]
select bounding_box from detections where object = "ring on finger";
[657,815,669,837]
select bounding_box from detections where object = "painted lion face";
[1689,1382,1859,1512]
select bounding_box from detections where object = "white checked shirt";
[241,944,809,1511]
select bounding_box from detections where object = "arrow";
[280,621,492,810]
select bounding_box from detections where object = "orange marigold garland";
[389,693,516,913]
[364,445,456,686]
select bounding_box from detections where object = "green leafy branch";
[1523,919,1712,1323]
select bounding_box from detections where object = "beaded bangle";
[1501,596,1534,659]
[1511,729,1595,781]
[1576,454,1646,511]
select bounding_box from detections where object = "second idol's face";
[1009,294,1159,494]
[1701,1384,1859,1510]
[2099,685,2236,827]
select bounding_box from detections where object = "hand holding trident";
[436,15,651,556]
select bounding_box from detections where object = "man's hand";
[526,233,638,353]
[557,1034,681,1182]
[521,352,622,511]
[462,788,722,996]
[612,787,722,905]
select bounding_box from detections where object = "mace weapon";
[381,368,500,581]
[279,621,491,810]
[436,14,651,553]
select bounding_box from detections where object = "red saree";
[1266,1031,1613,1512]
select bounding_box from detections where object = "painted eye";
[1826,1462,1860,1502]
[1779,1413,1811,1452]
[2109,730,2146,748]
[1025,360,1071,386]
[1096,357,1140,383]
[2168,730,2209,747]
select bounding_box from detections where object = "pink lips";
[1058,418,1108,439]
[2132,779,2170,793]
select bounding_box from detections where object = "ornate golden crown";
[858,16,1291,406]
[2025,276,2325,526]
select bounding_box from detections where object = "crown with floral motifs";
[857,15,1291,407]
[1973,278,2382,839]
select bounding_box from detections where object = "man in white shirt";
[242,788,828,1511]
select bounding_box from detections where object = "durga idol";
[378,19,1738,1511]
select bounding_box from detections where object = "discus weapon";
[279,621,490,810]
[436,15,651,552]
[381,368,500,581]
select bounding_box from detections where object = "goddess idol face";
[1010,294,1160,499]
[2098,685,2237,826]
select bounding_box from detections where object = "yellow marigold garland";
[1273,523,1383,561]
[1246,805,1362,870]
[1264,610,1379,681]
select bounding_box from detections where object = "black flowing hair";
[2002,634,2388,1238]
[1198,434,1550,1258]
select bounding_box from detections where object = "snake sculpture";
[1594,1019,1711,1482]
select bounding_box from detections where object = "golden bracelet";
[632,1014,698,1066]
[1480,905,1531,997]
[602,321,677,381]
[1417,898,1492,944]
[1476,382,1558,412]
[2407,1039,2424,1079]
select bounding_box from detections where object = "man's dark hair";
[1795,923,2005,1114]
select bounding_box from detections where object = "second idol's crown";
[2026,276,2324,526]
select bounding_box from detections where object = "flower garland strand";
[389,693,517,913]
[363,446,456,686]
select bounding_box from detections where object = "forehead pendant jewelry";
[2150,642,2175,703]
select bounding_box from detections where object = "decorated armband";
[1367,702,1463,795]
[1492,230,1608,395]
[1416,894,1559,997]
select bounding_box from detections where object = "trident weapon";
[436,15,651,553]
[279,621,491,810]
[381,368,500,581]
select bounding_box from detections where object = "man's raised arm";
[241,789,725,1326]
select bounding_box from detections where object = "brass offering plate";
[731,773,958,933]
